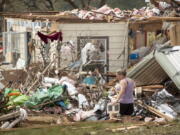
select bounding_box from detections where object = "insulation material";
[155,103,177,119]
[78,94,89,109]
[81,43,96,65]
[60,44,73,68]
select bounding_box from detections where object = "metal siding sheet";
[127,52,168,86]
[155,46,180,90]
[128,46,180,90]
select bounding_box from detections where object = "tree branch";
[45,0,55,10]
[64,0,79,9]
[0,0,7,11]
[99,0,107,8]
[86,0,92,9]
[23,0,39,11]
[80,0,86,8]
[87,0,91,6]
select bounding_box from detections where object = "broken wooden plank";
[6,118,22,129]
[27,115,59,124]
[111,125,140,132]
[142,89,158,92]
[106,123,147,132]
[0,111,20,122]
[142,85,164,89]
[137,101,174,122]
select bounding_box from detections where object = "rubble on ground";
[0,50,179,129]
[0,1,180,130]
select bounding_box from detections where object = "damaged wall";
[3,18,129,72]
[58,22,128,72]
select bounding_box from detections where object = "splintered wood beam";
[129,22,163,32]
[137,101,174,122]
[0,111,20,122]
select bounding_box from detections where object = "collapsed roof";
[128,46,180,90]
[1,1,179,23]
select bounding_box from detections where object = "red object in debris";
[0,48,3,53]
[37,31,63,44]
[8,92,21,96]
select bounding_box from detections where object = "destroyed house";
[1,12,180,72]
[128,17,180,91]
[1,12,129,72]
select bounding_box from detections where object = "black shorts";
[120,103,134,116]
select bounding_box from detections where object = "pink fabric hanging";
[37,31,63,44]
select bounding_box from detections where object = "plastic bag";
[7,95,29,106]
[25,85,64,108]
[4,88,29,106]
[78,94,89,109]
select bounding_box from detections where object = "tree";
[63,0,146,10]
[0,0,61,12]
[0,0,9,12]
[64,0,108,9]
[23,0,59,11]
[0,0,146,12]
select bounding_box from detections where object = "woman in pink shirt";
[114,70,135,115]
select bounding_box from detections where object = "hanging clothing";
[37,31,63,44]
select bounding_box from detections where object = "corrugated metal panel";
[128,46,180,90]
[127,52,168,86]
[155,46,180,90]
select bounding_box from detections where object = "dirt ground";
[0,120,180,135]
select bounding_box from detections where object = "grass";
[0,120,180,135]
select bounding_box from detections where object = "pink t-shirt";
[119,78,135,104]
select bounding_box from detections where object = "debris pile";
[0,48,179,129]
[128,45,180,122]
[59,5,160,21]
[58,1,180,21]
[0,108,27,129]
[0,1,180,130]
[0,66,109,128]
